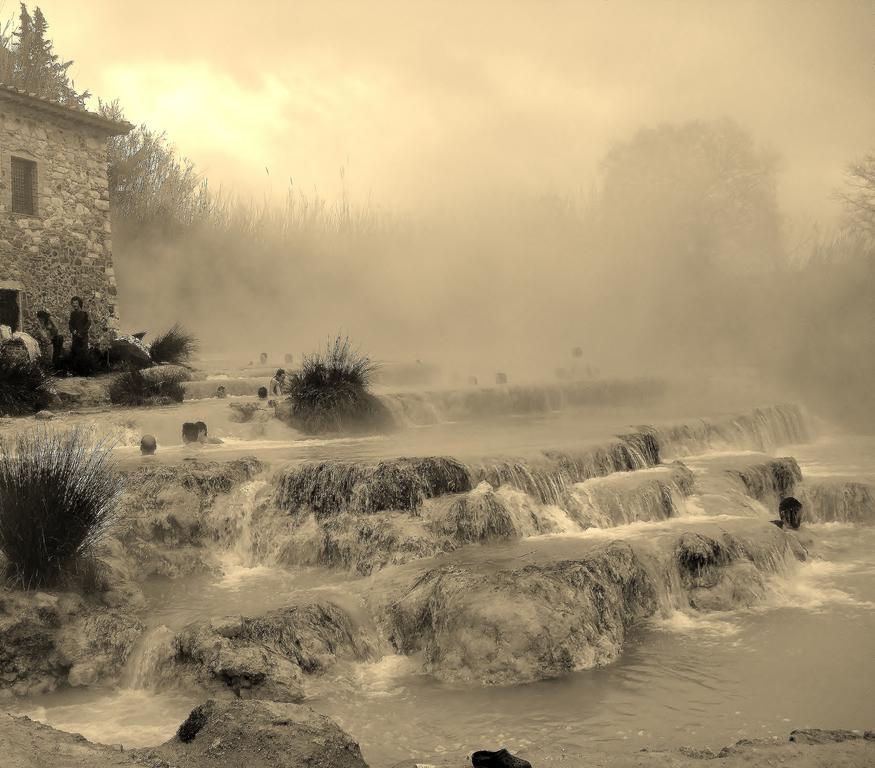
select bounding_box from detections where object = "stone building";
[0,83,132,347]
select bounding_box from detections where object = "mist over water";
[48,0,867,428]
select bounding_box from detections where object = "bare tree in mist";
[838,152,875,239]
[98,100,212,230]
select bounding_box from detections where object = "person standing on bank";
[68,296,91,357]
[35,310,64,369]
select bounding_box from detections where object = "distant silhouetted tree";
[0,4,88,107]
[600,119,781,273]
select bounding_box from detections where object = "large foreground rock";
[0,699,369,768]
[144,698,368,768]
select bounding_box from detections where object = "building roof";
[0,83,133,135]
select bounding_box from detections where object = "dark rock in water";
[177,703,209,742]
[779,496,803,529]
[472,748,532,768]
[182,422,201,443]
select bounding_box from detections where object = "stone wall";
[0,103,119,346]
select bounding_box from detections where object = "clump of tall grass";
[149,324,199,365]
[0,429,123,587]
[283,335,391,434]
[109,367,185,406]
[0,360,54,416]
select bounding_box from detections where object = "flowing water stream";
[9,395,875,766]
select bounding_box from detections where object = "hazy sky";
[23,0,875,221]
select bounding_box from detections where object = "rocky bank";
[0,707,872,768]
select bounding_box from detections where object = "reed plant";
[0,359,54,416]
[0,429,123,587]
[149,324,199,365]
[109,367,185,406]
[284,335,390,434]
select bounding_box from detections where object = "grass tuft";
[0,360,54,416]
[283,335,391,434]
[149,324,199,365]
[109,367,185,406]
[0,428,124,588]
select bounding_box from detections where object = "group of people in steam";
[33,295,91,370]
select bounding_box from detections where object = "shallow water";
[309,524,875,766]
[10,407,875,766]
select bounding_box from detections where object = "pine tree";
[0,4,89,107]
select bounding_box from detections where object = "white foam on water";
[763,558,875,612]
[652,610,741,638]
[807,521,858,532]
[353,655,420,697]
[539,503,585,534]
[216,561,287,588]
[683,495,708,516]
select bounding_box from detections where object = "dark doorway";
[0,289,21,331]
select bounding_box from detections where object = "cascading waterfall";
[378,377,667,427]
[474,433,662,506]
[120,625,177,691]
[648,404,809,459]
[798,480,875,524]
[725,457,802,506]
[205,479,271,567]
[566,464,694,528]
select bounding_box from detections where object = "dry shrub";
[0,429,123,587]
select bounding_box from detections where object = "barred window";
[11,157,37,215]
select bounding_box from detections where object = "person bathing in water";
[269,368,287,398]
[771,496,803,529]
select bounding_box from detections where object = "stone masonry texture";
[0,99,122,346]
